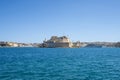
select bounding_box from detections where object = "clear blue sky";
[0,0,120,43]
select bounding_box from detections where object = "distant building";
[73,41,81,48]
[42,36,73,48]
[0,42,18,47]
[7,42,18,47]
[115,42,120,47]
[0,42,8,47]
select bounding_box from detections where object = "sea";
[0,48,120,80]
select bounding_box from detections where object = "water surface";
[0,48,120,80]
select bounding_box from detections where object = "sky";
[0,0,120,43]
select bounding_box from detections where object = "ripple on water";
[0,48,120,80]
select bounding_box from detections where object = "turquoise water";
[0,48,120,80]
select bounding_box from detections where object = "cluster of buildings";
[39,36,120,48]
[0,36,120,48]
[0,42,18,47]
[0,42,40,47]
[0,36,81,48]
